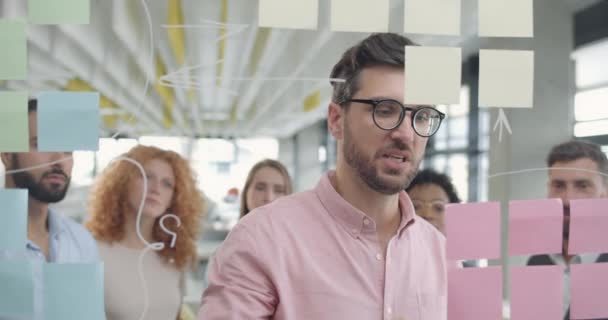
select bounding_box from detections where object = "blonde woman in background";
[202,159,293,289]
[240,159,293,218]
[86,145,204,320]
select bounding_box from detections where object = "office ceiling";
[0,0,601,139]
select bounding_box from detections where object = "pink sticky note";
[510,265,564,320]
[509,199,563,256]
[568,198,608,255]
[571,262,608,319]
[448,267,503,320]
[446,202,501,260]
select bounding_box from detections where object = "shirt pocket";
[418,292,446,320]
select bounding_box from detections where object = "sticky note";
[510,265,563,320]
[0,260,34,318]
[479,0,533,38]
[37,91,100,152]
[43,263,105,320]
[404,46,462,105]
[446,202,501,260]
[571,263,608,319]
[0,91,29,152]
[0,20,27,79]
[28,0,90,24]
[448,267,503,320]
[479,49,534,108]
[258,0,318,30]
[568,198,608,255]
[508,199,563,256]
[0,189,28,251]
[404,0,461,35]
[330,0,389,32]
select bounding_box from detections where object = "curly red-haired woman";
[86,145,204,320]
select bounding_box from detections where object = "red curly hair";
[86,145,204,270]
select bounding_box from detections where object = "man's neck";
[332,166,401,237]
[27,197,50,237]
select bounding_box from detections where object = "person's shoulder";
[414,216,445,240]
[61,215,95,242]
[51,210,99,260]
[246,190,318,222]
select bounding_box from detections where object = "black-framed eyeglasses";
[341,98,446,137]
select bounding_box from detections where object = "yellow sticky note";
[479,0,533,38]
[258,0,318,30]
[331,0,389,33]
[404,0,461,35]
[28,0,90,25]
[0,20,27,80]
[0,91,29,152]
[479,49,534,108]
[404,46,462,105]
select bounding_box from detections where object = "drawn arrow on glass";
[493,108,513,142]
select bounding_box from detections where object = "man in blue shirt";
[1,98,99,319]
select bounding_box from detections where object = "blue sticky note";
[37,91,100,152]
[43,263,105,320]
[0,189,28,251]
[0,20,27,79]
[28,0,90,25]
[0,260,34,318]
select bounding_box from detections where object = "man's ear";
[327,102,345,140]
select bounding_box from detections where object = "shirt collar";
[315,171,417,239]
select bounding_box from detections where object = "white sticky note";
[331,0,389,33]
[259,0,318,30]
[479,0,534,37]
[404,0,461,35]
[404,46,462,105]
[479,49,534,108]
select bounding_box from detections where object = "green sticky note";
[0,188,28,251]
[0,91,29,152]
[0,20,27,79]
[28,0,90,24]
[0,260,34,318]
[43,263,105,320]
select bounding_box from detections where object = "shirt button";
[376,253,382,260]
[363,218,370,225]
[387,307,393,314]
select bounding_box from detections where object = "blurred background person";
[240,159,293,218]
[527,140,608,320]
[86,145,204,320]
[202,159,293,288]
[406,168,477,267]
[406,168,461,234]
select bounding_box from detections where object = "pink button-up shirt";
[199,172,447,320]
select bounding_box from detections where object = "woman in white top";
[86,145,204,320]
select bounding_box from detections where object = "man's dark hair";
[547,140,608,183]
[329,33,418,104]
[28,99,37,113]
[406,168,462,203]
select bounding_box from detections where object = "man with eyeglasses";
[199,33,448,320]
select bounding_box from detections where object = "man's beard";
[11,156,70,203]
[343,123,420,195]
